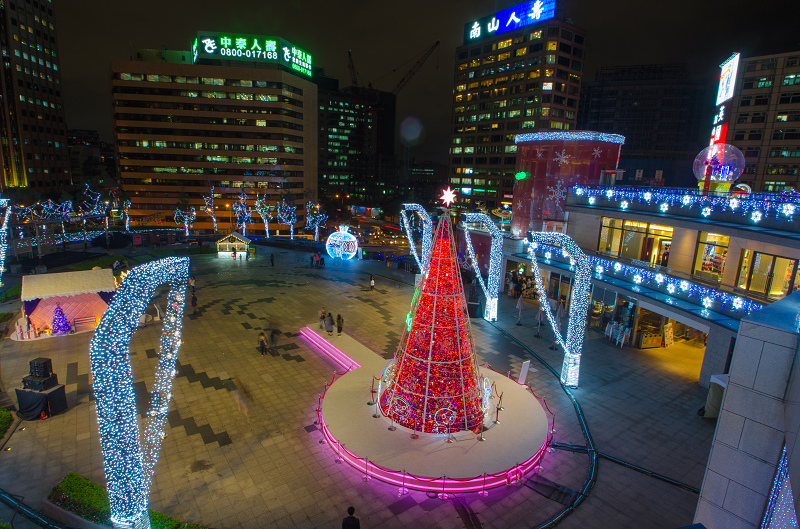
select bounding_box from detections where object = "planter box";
[40,498,110,529]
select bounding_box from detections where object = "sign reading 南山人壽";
[463,0,556,44]
[192,31,312,77]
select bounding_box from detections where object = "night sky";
[55,0,800,164]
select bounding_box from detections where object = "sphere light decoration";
[90,257,189,529]
[526,231,592,388]
[326,226,358,260]
[692,143,745,183]
[462,212,503,321]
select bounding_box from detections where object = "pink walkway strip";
[299,326,361,372]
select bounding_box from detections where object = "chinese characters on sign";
[193,31,313,77]
[463,0,556,44]
[710,52,740,145]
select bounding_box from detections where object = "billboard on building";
[193,31,312,77]
[463,0,556,44]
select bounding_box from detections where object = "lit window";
[498,39,512,49]
[546,41,557,51]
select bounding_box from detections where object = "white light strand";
[515,131,626,145]
[232,193,252,236]
[573,185,800,226]
[462,212,503,321]
[400,204,433,274]
[530,245,763,315]
[761,446,799,529]
[90,257,189,529]
[527,232,592,388]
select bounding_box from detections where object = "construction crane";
[347,50,360,87]
[391,40,440,95]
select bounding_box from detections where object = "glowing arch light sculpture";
[400,203,432,274]
[90,257,189,529]
[462,212,503,321]
[526,232,591,388]
[326,226,358,260]
[0,199,10,287]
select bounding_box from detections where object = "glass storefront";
[598,217,673,266]
[693,232,730,282]
[737,250,800,299]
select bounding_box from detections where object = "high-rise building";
[0,0,70,192]
[723,50,800,192]
[110,33,318,233]
[449,0,586,210]
[578,64,711,187]
[317,78,396,207]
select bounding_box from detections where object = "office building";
[317,78,397,206]
[449,0,587,210]
[578,64,711,187]
[724,50,800,192]
[111,33,318,233]
[0,0,70,192]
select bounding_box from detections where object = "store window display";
[693,232,729,282]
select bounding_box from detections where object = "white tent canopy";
[21,268,116,301]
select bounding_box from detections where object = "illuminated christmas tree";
[380,196,483,434]
[52,305,71,334]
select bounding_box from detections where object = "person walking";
[269,328,279,355]
[245,251,249,261]
[188,276,195,293]
[370,275,375,291]
[336,314,343,336]
[270,253,275,266]
[191,293,198,314]
[258,332,268,356]
[310,253,315,267]
[325,312,334,336]
[342,506,360,529]
[314,253,320,267]
[318,307,326,329]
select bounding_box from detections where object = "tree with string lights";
[232,192,252,236]
[173,207,196,236]
[379,187,484,434]
[276,200,297,240]
[304,201,327,241]
[203,187,218,233]
[254,194,274,237]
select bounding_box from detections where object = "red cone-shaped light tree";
[380,211,483,434]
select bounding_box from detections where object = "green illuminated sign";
[515,171,530,181]
[193,31,313,77]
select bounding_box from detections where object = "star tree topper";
[440,187,457,207]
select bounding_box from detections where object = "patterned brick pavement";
[0,246,714,528]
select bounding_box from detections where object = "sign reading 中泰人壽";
[193,31,312,77]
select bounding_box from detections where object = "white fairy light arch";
[526,232,591,387]
[462,212,503,321]
[400,203,433,274]
[90,257,189,529]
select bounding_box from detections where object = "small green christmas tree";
[52,305,70,334]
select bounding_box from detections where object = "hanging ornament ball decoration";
[692,143,745,182]
[326,225,359,260]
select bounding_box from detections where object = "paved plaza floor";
[0,245,716,528]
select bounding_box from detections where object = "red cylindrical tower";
[511,131,625,237]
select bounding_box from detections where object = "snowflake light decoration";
[660,203,669,213]
[751,210,762,223]
[547,181,568,202]
[620,201,629,210]
[588,197,596,205]
[783,204,796,218]
[702,207,712,217]
[729,198,739,211]
[591,147,603,159]
[536,149,544,159]
[553,149,571,167]
[643,192,652,202]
